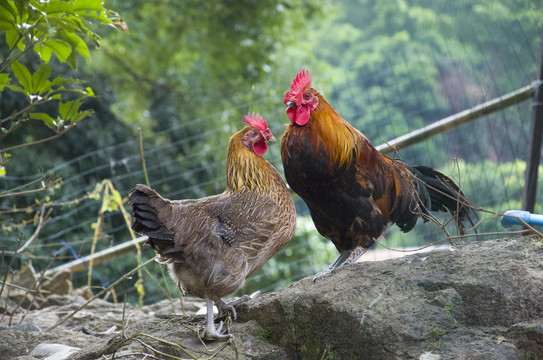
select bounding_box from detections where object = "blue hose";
[501,210,543,228]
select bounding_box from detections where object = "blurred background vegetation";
[1,0,542,305]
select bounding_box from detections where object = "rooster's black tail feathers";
[413,165,476,234]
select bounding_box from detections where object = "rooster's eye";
[251,131,257,136]
[303,93,311,100]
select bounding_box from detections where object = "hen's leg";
[216,291,260,320]
[199,299,232,341]
[313,246,368,281]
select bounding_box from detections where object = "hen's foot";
[200,299,232,341]
[313,246,368,281]
[200,319,233,341]
[216,291,260,320]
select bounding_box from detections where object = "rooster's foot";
[313,246,368,282]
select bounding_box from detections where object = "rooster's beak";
[286,101,297,109]
[268,135,277,143]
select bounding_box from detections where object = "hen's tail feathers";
[129,184,175,242]
[413,165,477,235]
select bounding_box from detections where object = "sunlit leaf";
[64,31,90,59]
[84,86,94,97]
[11,61,32,92]
[30,112,56,130]
[66,50,77,69]
[13,0,28,22]
[0,73,10,91]
[59,99,79,121]
[0,20,14,31]
[5,28,20,49]
[35,43,52,62]
[0,166,5,177]
[0,0,17,21]
[5,83,25,94]
[44,39,72,63]
[59,98,93,124]
[32,63,52,94]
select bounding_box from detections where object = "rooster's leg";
[313,246,368,281]
[200,299,233,341]
[216,291,260,320]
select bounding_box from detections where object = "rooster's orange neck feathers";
[293,88,368,169]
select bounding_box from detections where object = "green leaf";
[13,0,28,23]
[44,39,72,63]
[59,98,94,125]
[30,112,56,130]
[37,0,104,14]
[59,99,82,121]
[84,86,94,97]
[5,83,26,94]
[35,43,52,62]
[32,63,52,94]
[64,31,90,59]
[11,61,32,92]
[0,73,10,91]
[0,20,14,31]
[66,50,77,69]
[0,166,5,177]
[0,0,17,22]
[5,29,20,50]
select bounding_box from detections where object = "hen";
[281,70,474,276]
[129,113,296,340]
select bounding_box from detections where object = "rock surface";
[1,236,542,359]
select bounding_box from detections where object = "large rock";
[1,236,542,359]
[239,235,543,359]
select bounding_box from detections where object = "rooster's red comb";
[289,69,311,94]
[243,112,269,131]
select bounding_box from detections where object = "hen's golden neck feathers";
[225,130,279,194]
[308,89,368,168]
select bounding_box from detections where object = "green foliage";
[297,0,539,163]
[0,0,118,168]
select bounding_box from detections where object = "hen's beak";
[286,101,297,109]
[267,135,277,143]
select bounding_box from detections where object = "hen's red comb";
[243,112,269,131]
[289,69,311,94]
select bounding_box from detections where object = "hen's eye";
[251,131,257,136]
[303,93,311,100]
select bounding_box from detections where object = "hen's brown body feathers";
[130,121,295,339]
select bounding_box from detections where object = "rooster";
[281,70,474,277]
[129,113,296,340]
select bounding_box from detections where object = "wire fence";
[2,10,542,305]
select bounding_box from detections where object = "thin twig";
[2,204,51,255]
[113,332,197,360]
[1,124,76,153]
[0,281,50,295]
[46,257,156,332]
[0,177,62,198]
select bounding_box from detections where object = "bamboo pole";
[44,236,148,276]
[376,82,540,156]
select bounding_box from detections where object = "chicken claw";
[217,291,260,320]
[313,246,368,281]
[200,300,233,341]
